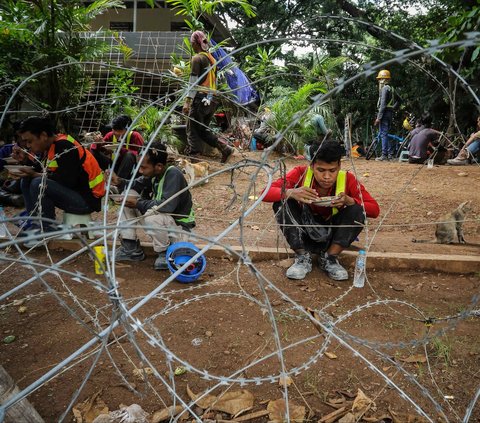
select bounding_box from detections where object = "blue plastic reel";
[166,242,206,283]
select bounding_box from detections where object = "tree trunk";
[447,72,456,137]
[0,366,44,423]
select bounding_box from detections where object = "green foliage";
[267,82,329,153]
[165,0,256,30]
[243,46,284,97]
[0,0,125,128]
[440,4,480,77]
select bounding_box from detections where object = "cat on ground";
[176,158,210,185]
[412,201,472,244]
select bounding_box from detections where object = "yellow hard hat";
[403,118,413,131]
[376,69,391,80]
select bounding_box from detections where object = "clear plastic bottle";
[353,249,366,288]
[0,206,7,238]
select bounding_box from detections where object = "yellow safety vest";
[303,167,346,216]
[198,52,216,92]
[111,131,132,160]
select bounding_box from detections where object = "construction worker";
[374,69,396,161]
[262,140,379,281]
[111,141,195,270]
[15,116,105,240]
[447,115,480,165]
[90,115,144,179]
[182,30,234,163]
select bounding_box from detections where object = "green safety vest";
[386,86,396,109]
[303,167,346,216]
[154,166,195,225]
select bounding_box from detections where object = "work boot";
[154,252,168,270]
[447,148,469,165]
[220,146,234,164]
[114,239,145,261]
[319,253,349,281]
[286,252,312,280]
[375,155,388,161]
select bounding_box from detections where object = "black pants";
[186,94,230,155]
[91,150,137,179]
[273,199,365,253]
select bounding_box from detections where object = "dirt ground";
[1,153,480,422]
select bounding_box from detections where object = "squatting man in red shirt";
[262,140,380,281]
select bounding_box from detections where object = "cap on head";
[376,69,391,80]
[190,30,209,51]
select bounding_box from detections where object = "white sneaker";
[319,253,349,281]
[286,253,312,280]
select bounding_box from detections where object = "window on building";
[110,22,133,31]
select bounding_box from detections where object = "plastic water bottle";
[353,249,366,288]
[0,206,7,238]
[250,137,257,151]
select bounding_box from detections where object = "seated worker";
[408,124,442,164]
[90,115,144,178]
[15,116,105,236]
[447,115,480,165]
[262,140,379,281]
[111,141,195,270]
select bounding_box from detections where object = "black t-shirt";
[48,140,102,211]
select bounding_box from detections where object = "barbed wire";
[1,20,480,423]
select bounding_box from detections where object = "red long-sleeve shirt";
[263,165,380,219]
[91,131,144,156]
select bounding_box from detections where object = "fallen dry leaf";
[457,172,468,177]
[73,391,109,423]
[363,173,370,177]
[400,354,427,364]
[151,405,184,423]
[319,406,347,423]
[339,413,356,423]
[133,367,154,381]
[17,306,27,313]
[363,414,391,422]
[267,399,305,423]
[234,409,270,421]
[278,375,293,387]
[324,351,338,359]
[186,386,254,415]
[12,299,25,306]
[186,385,217,409]
[352,389,374,417]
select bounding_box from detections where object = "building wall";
[89,8,187,31]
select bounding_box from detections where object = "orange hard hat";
[376,69,391,80]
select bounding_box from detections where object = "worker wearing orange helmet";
[374,69,395,161]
